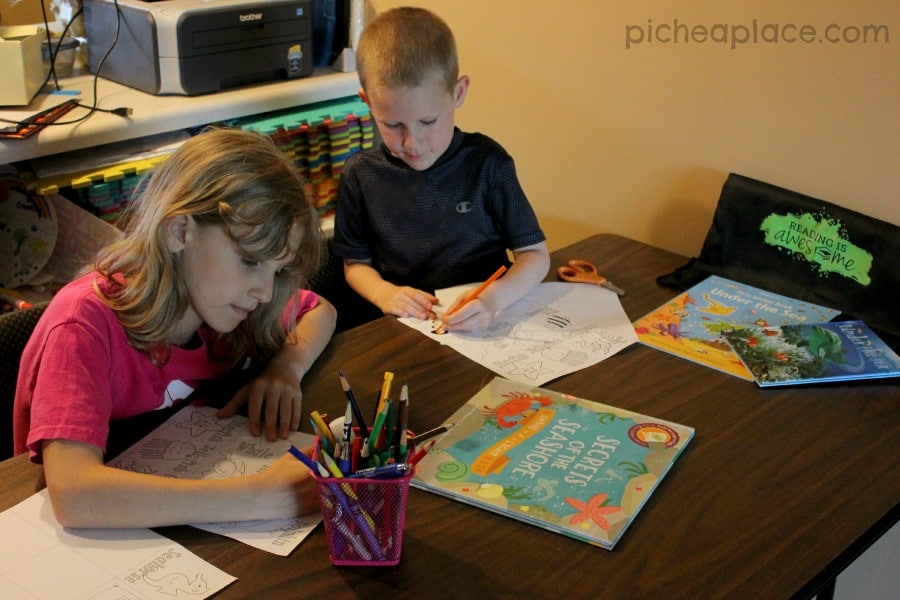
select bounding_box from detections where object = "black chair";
[0,302,49,460]
[308,240,382,333]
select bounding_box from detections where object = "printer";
[83,0,313,96]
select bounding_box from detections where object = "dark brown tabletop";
[2,234,897,599]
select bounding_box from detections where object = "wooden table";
[2,234,897,599]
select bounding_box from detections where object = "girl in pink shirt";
[13,128,336,528]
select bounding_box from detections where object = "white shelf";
[1,68,361,165]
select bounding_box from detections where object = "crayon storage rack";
[22,96,373,229]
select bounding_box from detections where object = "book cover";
[632,275,841,380]
[723,320,900,386]
[410,377,694,549]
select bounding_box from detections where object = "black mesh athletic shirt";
[333,128,546,293]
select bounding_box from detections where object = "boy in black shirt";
[333,6,549,332]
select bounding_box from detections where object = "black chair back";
[0,303,48,459]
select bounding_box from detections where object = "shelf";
[0,68,361,165]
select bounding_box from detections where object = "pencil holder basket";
[313,469,414,566]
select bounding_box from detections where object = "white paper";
[107,405,322,556]
[399,282,638,386]
[0,490,236,600]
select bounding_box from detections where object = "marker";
[339,400,353,474]
[287,444,329,477]
[310,410,337,448]
[309,416,335,456]
[320,451,380,535]
[375,371,394,418]
[348,462,410,479]
[321,450,348,479]
[366,398,391,457]
[0,288,33,310]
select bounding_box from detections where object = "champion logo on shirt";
[456,201,474,214]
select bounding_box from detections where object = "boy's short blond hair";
[357,6,459,92]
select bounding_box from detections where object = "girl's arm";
[219,296,338,441]
[441,241,551,332]
[42,438,318,528]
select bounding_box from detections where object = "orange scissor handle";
[557,259,607,285]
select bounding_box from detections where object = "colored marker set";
[292,370,423,566]
[307,370,428,477]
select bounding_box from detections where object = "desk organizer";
[313,469,414,566]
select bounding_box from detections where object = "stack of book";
[632,274,900,386]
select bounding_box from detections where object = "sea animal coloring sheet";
[399,282,638,386]
[107,405,322,556]
[0,489,235,599]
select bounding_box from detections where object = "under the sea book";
[410,377,694,550]
[723,320,900,386]
[632,275,841,381]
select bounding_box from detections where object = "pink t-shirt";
[13,272,319,462]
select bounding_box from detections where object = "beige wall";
[368,0,898,256]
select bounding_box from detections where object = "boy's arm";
[219,297,337,441]
[441,241,551,332]
[344,259,439,320]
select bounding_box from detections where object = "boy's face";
[361,75,469,171]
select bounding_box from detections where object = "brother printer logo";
[239,12,263,22]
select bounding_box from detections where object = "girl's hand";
[258,450,320,515]
[219,354,303,441]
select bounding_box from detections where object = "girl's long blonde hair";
[92,127,323,365]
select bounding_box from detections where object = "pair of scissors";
[557,259,625,295]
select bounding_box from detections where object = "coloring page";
[0,489,235,599]
[400,282,638,386]
[108,405,321,556]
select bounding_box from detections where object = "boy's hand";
[218,355,303,442]
[377,285,440,320]
[440,296,496,332]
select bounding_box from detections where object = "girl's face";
[362,75,469,171]
[167,217,297,344]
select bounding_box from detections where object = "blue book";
[633,275,841,381]
[723,320,900,386]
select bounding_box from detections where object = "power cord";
[0,0,132,129]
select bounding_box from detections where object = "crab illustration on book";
[480,391,553,428]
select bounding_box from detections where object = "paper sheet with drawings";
[0,489,236,600]
[107,405,322,556]
[399,281,638,386]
